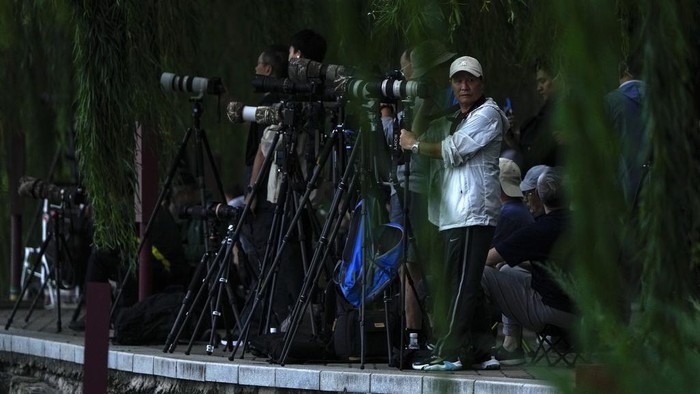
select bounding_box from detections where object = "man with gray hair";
[482,167,575,364]
[520,164,549,218]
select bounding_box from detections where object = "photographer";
[240,29,328,332]
[387,41,456,346]
[402,56,508,371]
[245,44,290,190]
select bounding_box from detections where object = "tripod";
[111,98,226,325]
[6,200,73,333]
[163,221,245,355]
[163,120,285,354]
[277,99,413,368]
[387,100,432,369]
[230,106,328,360]
[277,116,361,365]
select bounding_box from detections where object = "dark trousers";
[434,225,495,358]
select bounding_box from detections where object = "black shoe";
[493,346,526,366]
[412,353,440,370]
[461,347,501,370]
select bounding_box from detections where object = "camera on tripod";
[226,100,304,127]
[15,176,92,295]
[160,72,225,98]
[287,58,429,101]
[179,202,242,223]
[18,176,86,206]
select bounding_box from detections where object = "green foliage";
[72,1,137,253]
[633,2,700,389]
[550,0,700,392]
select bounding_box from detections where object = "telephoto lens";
[160,72,225,96]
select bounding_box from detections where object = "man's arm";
[399,129,442,158]
[250,145,265,190]
[442,111,500,167]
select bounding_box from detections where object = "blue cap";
[520,165,549,191]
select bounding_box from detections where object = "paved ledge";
[0,330,561,393]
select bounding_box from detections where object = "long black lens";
[179,203,241,221]
[287,58,349,84]
[252,75,319,95]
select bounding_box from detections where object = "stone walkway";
[0,303,571,393]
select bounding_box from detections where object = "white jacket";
[429,97,507,230]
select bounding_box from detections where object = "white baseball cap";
[449,56,483,78]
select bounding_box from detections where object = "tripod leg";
[279,135,361,365]
[259,185,289,335]
[229,126,339,359]
[279,174,358,364]
[24,274,51,323]
[278,131,362,364]
[53,225,77,333]
[27,219,75,330]
[222,276,244,351]
[183,249,230,355]
[7,234,53,329]
[248,175,289,337]
[167,248,224,354]
[206,252,232,355]
[289,189,318,337]
[203,232,241,355]
[232,172,295,358]
[163,252,209,352]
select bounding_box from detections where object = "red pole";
[135,123,158,301]
[83,282,111,392]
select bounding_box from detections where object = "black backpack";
[247,332,336,364]
[113,292,186,345]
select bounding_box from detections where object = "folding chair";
[531,324,583,367]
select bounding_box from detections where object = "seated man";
[492,158,534,246]
[482,167,575,364]
[520,164,549,219]
[69,178,201,331]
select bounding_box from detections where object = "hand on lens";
[399,129,416,150]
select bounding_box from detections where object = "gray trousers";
[481,265,575,337]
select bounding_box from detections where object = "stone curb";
[0,331,560,393]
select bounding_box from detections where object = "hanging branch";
[72,1,136,255]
